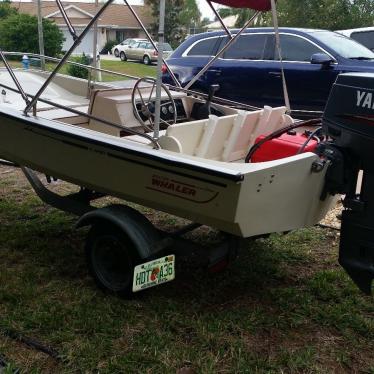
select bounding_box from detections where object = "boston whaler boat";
[0,0,373,296]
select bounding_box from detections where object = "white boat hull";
[0,107,335,237]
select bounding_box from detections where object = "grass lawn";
[100,60,156,79]
[0,165,373,373]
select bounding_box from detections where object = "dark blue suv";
[163,28,374,113]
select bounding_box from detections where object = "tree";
[234,9,255,27]
[217,7,235,19]
[229,0,373,29]
[145,0,186,48]
[200,17,212,27]
[0,0,17,20]
[145,0,204,46]
[180,0,201,32]
[259,0,374,30]
[0,13,64,57]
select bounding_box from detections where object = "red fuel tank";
[251,132,318,163]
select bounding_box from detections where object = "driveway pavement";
[99,54,119,61]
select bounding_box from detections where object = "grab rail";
[2,52,141,81]
[1,53,323,119]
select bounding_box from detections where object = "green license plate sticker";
[132,255,175,292]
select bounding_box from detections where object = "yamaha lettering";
[356,90,374,109]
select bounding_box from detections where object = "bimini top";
[211,0,274,10]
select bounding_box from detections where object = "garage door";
[62,28,94,55]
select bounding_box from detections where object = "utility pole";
[92,0,101,81]
[36,0,45,70]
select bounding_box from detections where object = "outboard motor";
[322,72,374,294]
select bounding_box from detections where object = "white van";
[336,27,374,52]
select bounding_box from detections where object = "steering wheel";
[131,77,177,132]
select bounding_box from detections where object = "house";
[12,1,153,55]
[205,15,238,31]
[204,14,264,32]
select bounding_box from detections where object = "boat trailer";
[20,166,240,297]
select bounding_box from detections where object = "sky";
[196,0,217,21]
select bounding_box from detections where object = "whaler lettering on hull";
[147,174,219,203]
[357,90,374,110]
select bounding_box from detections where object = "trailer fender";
[75,204,160,259]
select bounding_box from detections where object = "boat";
[0,67,334,237]
[0,0,372,296]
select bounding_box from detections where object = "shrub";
[0,1,17,20]
[100,40,117,54]
[0,13,63,57]
[66,54,91,79]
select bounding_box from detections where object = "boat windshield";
[312,31,374,60]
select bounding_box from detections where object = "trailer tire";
[85,223,140,297]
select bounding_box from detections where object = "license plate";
[132,255,175,292]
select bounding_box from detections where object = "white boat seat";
[195,114,237,160]
[222,109,262,162]
[158,135,183,153]
[158,118,208,155]
[247,106,293,148]
[158,106,294,161]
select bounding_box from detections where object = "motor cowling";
[322,72,374,294]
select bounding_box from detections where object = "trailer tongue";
[322,72,374,294]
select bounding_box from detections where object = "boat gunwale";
[0,106,245,184]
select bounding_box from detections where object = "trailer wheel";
[85,224,140,297]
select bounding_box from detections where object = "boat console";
[322,72,374,294]
[86,80,239,138]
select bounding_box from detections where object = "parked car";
[336,27,374,52]
[162,28,374,113]
[111,38,147,58]
[121,41,173,65]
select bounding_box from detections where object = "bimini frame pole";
[55,0,78,40]
[270,0,290,112]
[206,0,233,39]
[123,0,181,89]
[153,0,166,139]
[185,10,259,90]
[24,0,114,115]
[0,50,30,105]
[37,0,46,70]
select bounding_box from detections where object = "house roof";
[11,1,153,28]
[205,15,238,30]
